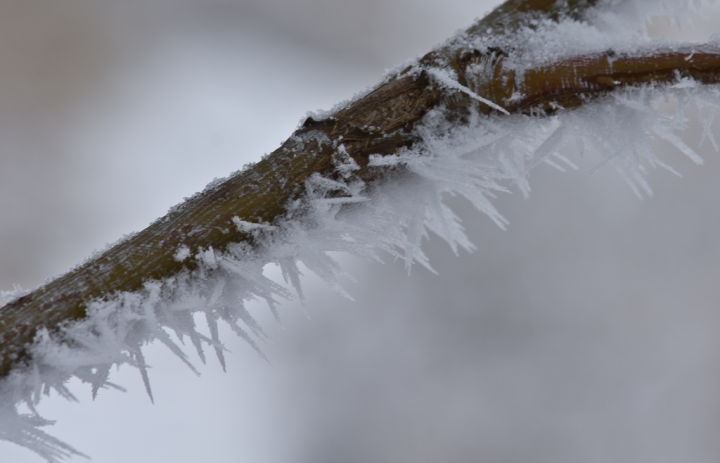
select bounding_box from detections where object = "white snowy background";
[2,0,720,462]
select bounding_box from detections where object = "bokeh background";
[2,0,720,462]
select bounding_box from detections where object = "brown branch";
[1,0,720,379]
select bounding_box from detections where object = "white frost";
[1,0,719,461]
[173,245,191,262]
[427,67,510,114]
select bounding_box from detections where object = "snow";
[1,0,720,461]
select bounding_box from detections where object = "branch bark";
[1,0,719,378]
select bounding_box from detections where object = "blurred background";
[2,0,720,462]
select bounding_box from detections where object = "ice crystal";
[1,0,719,460]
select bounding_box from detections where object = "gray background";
[2,0,720,462]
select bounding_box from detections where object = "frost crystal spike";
[2,0,720,460]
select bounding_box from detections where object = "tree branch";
[1,0,719,379]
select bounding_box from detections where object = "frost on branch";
[1,0,720,460]
[4,81,719,463]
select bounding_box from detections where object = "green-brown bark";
[1,0,720,378]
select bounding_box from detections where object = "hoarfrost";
[427,68,510,114]
[173,245,191,262]
[1,1,720,461]
[0,284,31,305]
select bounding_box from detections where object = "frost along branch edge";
[2,0,720,460]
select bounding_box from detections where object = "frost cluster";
[1,0,719,461]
